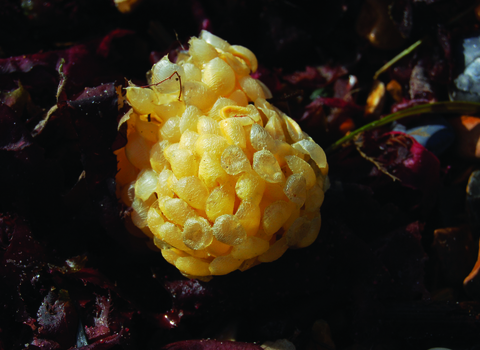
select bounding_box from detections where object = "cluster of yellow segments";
[115,31,329,279]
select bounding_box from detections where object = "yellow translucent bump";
[219,117,247,148]
[179,105,202,133]
[168,149,198,178]
[206,238,232,256]
[134,169,158,201]
[274,141,301,167]
[209,255,243,275]
[194,208,209,220]
[262,200,294,235]
[212,214,247,245]
[163,142,179,160]
[239,76,265,101]
[304,184,325,213]
[235,200,261,236]
[178,130,199,152]
[286,214,321,248]
[189,37,218,66]
[167,171,178,192]
[235,117,255,127]
[231,236,270,260]
[280,115,305,143]
[227,89,249,107]
[250,123,277,152]
[131,197,151,229]
[246,105,263,125]
[135,115,160,143]
[255,98,277,121]
[256,80,273,99]
[183,62,202,81]
[151,56,185,94]
[183,81,217,112]
[254,225,272,241]
[238,257,260,272]
[223,105,263,126]
[200,30,231,51]
[173,176,209,210]
[207,97,238,121]
[126,86,158,115]
[198,152,229,189]
[159,197,197,226]
[221,145,251,175]
[150,140,170,172]
[194,134,229,159]
[154,100,185,122]
[220,106,255,126]
[156,222,189,250]
[285,155,316,189]
[160,116,181,143]
[156,169,175,198]
[189,248,212,260]
[197,116,221,135]
[235,172,266,205]
[219,105,250,121]
[147,201,165,234]
[243,135,256,162]
[285,216,309,248]
[161,247,183,265]
[206,185,235,222]
[284,173,307,207]
[292,139,328,170]
[120,181,135,207]
[115,147,138,187]
[182,217,213,250]
[321,162,329,177]
[220,51,251,77]
[202,57,236,97]
[263,182,289,203]
[264,114,286,141]
[229,45,258,73]
[282,204,300,231]
[125,131,152,170]
[253,149,285,184]
[297,214,321,248]
[258,237,288,263]
[176,256,211,276]
[295,213,322,248]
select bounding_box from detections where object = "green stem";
[325,101,480,154]
[373,38,424,80]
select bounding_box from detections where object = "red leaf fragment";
[0,104,32,151]
[355,131,441,192]
[37,290,78,348]
[389,0,414,39]
[96,29,136,58]
[2,214,45,268]
[74,328,130,350]
[283,65,347,89]
[409,62,436,101]
[85,295,112,342]
[390,98,431,113]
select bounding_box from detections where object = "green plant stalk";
[325,101,480,154]
[373,38,423,80]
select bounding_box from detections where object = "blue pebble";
[392,117,455,156]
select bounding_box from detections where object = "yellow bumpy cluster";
[115,30,329,278]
